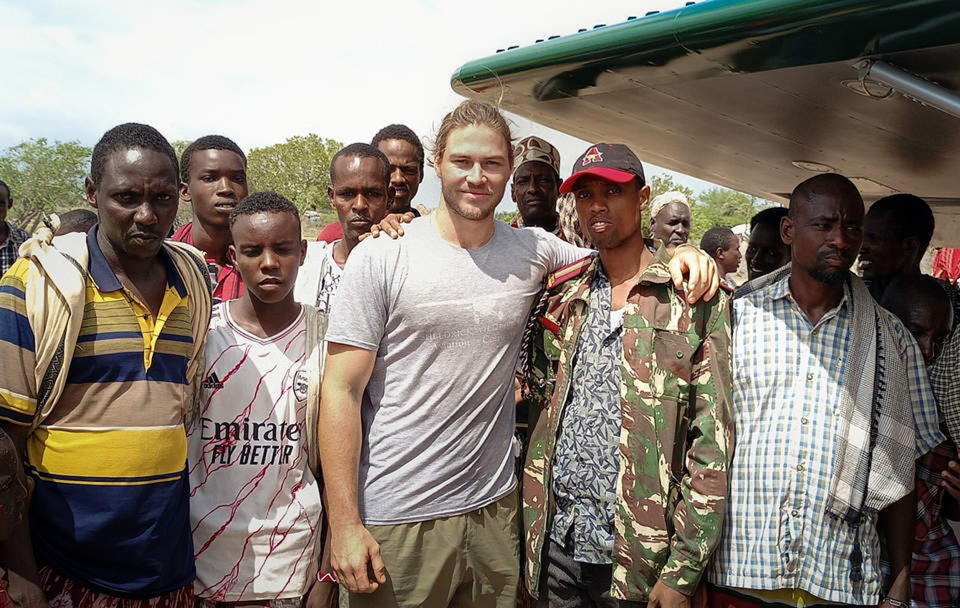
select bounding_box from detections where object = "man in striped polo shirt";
[0,123,211,607]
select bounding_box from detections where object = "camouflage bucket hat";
[513,136,561,176]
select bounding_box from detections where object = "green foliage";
[171,140,192,165]
[690,187,763,245]
[246,135,343,213]
[496,210,517,224]
[0,138,91,232]
[649,174,695,201]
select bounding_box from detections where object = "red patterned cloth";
[913,441,960,608]
[171,223,244,303]
[933,248,960,283]
[39,567,193,608]
[0,568,12,608]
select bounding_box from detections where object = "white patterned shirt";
[189,304,322,601]
[550,268,623,564]
[708,275,942,605]
[313,240,343,314]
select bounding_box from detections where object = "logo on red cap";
[581,147,603,166]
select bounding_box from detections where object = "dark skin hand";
[304,490,339,608]
[878,491,915,604]
[0,423,47,608]
[939,459,960,520]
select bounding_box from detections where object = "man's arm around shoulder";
[317,343,385,595]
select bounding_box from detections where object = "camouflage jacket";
[521,246,734,601]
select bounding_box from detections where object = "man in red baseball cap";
[522,141,733,607]
[559,143,646,196]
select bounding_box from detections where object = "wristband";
[882,598,908,608]
[316,572,337,583]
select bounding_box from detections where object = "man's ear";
[638,184,652,214]
[7,197,12,210]
[179,181,192,204]
[780,215,794,245]
[227,243,237,266]
[85,177,98,209]
[299,239,307,267]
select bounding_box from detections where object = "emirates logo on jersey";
[581,146,603,166]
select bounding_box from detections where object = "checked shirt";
[912,442,960,608]
[0,222,28,276]
[708,275,942,605]
[930,280,960,446]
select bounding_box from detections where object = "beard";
[808,251,850,285]
[442,182,499,221]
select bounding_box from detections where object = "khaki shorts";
[340,490,520,608]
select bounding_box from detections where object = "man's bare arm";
[0,422,49,608]
[878,490,915,605]
[317,343,383,594]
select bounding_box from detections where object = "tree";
[246,135,343,213]
[690,187,763,244]
[648,174,695,202]
[171,140,192,169]
[496,210,517,224]
[0,138,91,232]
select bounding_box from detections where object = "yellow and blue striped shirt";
[0,227,198,598]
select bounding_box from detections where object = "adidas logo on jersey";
[202,372,224,389]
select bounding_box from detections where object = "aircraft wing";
[451,0,960,246]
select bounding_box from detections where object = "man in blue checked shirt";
[706,173,943,608]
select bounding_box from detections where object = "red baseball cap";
[559,143,646,195]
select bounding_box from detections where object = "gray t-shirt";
[326,216,589,524]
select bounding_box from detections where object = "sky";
[0,0,722,211]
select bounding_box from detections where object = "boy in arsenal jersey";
[188,191,333,608]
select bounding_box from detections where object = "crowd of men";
[0,98,958,608]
